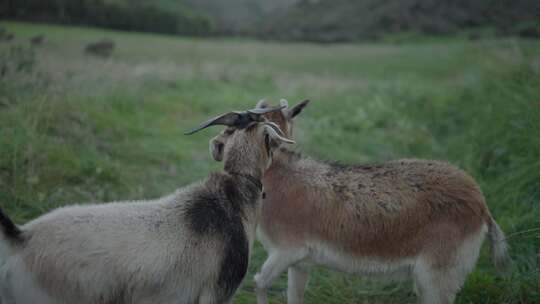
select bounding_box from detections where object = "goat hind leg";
[413,262,466,304]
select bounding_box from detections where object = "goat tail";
[0,208,22,243]
[487,217,510,271]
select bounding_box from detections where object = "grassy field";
[1,21,539,303]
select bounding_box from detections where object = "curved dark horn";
[184,105,286,135]
[184,112,243,135]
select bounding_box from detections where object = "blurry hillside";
[2,0,539,41]
[184,0,298,35]
[0,0,297,37]
[264,0,540,42]
[1,0,213,35]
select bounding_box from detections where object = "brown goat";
[209,99,509,304]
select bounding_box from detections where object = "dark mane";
[279,146,385,172]
[326,160,385,171]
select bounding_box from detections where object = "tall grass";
[1,21,539,303]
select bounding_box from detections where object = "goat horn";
[262,122,295,144]
[184,112,244,135]
[185,105,286,135]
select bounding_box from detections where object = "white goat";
[210,99,510,304]
[0,107,293,304]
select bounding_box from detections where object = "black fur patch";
[185,174,261,301]
[0,208,22,241]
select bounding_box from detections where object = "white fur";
[308,242,415,279]
[0,256,58,304]
[0,186,253,304]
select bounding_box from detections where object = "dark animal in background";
[84,39,115,57]
[30,35,45,46]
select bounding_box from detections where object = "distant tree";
[2,0,213,37]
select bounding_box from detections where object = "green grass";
[1,21,540,303]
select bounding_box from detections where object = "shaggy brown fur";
[261,151,489,266]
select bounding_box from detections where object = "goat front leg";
[287,266,309,304]
[254,250,306,304]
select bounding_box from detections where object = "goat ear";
[288,99,310,119]
[256,99,269,109]
[210,138,224,162]
[279,99,289,109]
